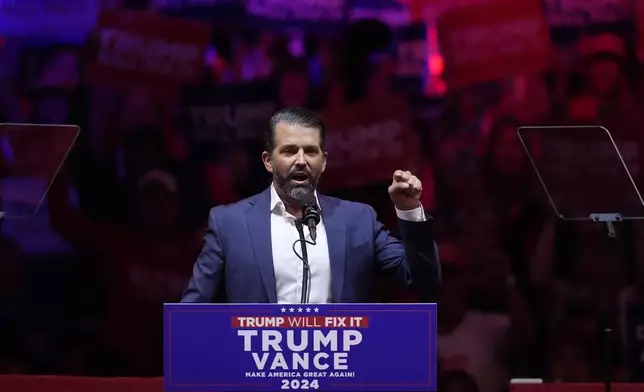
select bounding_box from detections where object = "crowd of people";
[1,3,644,392]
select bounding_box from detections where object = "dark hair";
[265,107,326,153]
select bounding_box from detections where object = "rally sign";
[183,80,278,160]
[164,303,437,391]
[86,9,211,91]
[437,0,550,90]
[320,96,418,190]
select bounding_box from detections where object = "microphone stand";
[294,219,313,304]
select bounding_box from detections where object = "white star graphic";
[289,307,295,312]
[314,307,320,313]
[297,307,303,313]
[305,307,311,312]
[280,307,286,313]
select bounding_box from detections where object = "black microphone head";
[300,192,318,209]
[300,192,320,225]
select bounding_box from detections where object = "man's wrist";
[394,202,422,211]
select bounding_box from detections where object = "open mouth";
[291,172,309,183]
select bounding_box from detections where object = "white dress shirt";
[269,184,425,304]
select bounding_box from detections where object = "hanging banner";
[244,0,347,34]
[164,303,437,391]
[183,80,278,160]
[320,96,418,190]
[86,10,211,91]
[437,0,550,90]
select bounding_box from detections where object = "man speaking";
[181,107,439,304]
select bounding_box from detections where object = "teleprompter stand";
[517,125,644,392]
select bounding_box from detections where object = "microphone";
[300,192,320,243]
[291,191,319,304]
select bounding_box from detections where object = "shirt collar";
[269,183,321,215]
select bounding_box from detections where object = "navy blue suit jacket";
[181,188,440,303]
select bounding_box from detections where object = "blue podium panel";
[164,303,437,391]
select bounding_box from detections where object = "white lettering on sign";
[446,18,543,67]
[97,28,201,81]
[544,0,630,27]
[325,120,403,169]
[190,101,277,141]
[246,0,344,21]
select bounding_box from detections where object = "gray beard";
[272,165,315,202]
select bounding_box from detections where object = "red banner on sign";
[437,0,550,90]
[320,96,418,190]
[86,10,211,91]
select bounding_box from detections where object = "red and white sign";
[437,0,550,90]
[231,316,370,328]
[87,10,211,91]
[320,96,418,190]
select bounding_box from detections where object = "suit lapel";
[319,195,346,302]
[246,188,278,303]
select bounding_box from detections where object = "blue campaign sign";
[164,303,437,391]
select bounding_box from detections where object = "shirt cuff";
[395,206,426,222]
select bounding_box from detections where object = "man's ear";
[262,151,273,173]
[321,151,328,173]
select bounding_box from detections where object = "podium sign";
[164,303,437,391]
